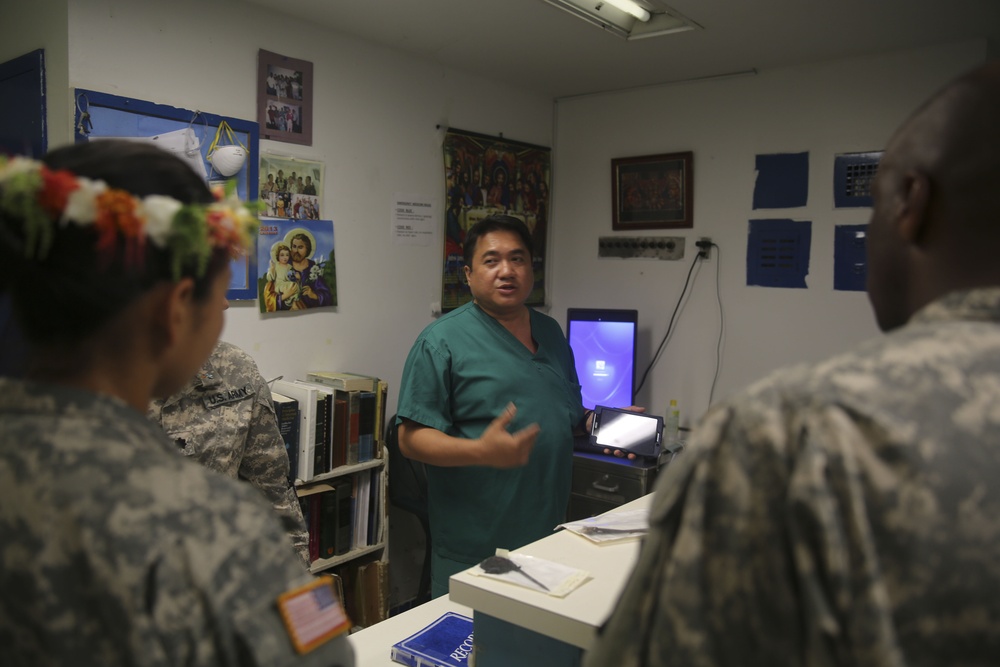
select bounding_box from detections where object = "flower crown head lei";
[0,154,261,278]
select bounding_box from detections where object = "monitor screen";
[566,308,638,410]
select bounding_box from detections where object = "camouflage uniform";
[148,341,309,566]
[0,378,353,666]
[585,288,1000,667]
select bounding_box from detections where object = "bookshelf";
[296,455,389,630]
[274,372,390,628]
[295,458,388,575]
[304,458,382,484]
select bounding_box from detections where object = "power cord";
[706,243,724,406]
[635,250,702,395]
[635,240,724,409]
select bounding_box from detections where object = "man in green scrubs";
[397,215,589,598]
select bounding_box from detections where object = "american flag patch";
[277,576,351,654]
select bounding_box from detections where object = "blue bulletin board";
[73,89,260,300]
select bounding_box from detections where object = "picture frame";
[73,88,260,301]
[611,151,693,230]
[257,49,313,146]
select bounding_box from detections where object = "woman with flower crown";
[0,140,353,666]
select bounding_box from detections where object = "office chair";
[385,414,432,605]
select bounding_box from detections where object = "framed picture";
[73,88,260,301]
[611,151,693,230]
[257,49,313,146]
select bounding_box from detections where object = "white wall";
[62,0,553,418]
[549,40,988,426]
[4,2,987,428]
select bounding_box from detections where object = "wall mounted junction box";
[598,236,685,260]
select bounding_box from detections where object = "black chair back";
[385,415,431,604]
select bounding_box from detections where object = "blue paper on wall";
[746,218,811,288]
[753,152,809,209]
[834,224,868,291]
[391,612,474,667]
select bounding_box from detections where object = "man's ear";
[463,264,472,285]
[151,278,197,351]
[898,170,931,245]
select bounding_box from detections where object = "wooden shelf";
[295,458,384,496]
[310,541,387,574]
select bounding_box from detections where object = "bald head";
[866,62,1000,331]
[888,61,1000,227]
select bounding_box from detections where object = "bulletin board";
[73,89,260,300]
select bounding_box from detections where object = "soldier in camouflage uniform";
[585,63,1000,666]
[0,140,353,666]
[149,340,310,566]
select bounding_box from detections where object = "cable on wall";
[635,251,701,395]
[707,243,725,406]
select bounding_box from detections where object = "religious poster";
[257,218,337,313]
[441,128,551,312]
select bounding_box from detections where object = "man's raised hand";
[479,403,540,468]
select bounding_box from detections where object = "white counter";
[449,493,650,651]
[348,493,651,666]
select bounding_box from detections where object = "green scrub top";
[397,302,584,571]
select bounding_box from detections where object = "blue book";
[270,391,300,486]
[390,612,474,667]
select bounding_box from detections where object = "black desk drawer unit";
[567,451,661,521]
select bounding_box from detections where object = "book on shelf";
[318,486,339,560]
[390,611,474,667]
[294,379,336,474]
[272,380,317,482]
[374,379,388,458]
[347,390,361,466]
[358,391,376,462]
[332,392,349,470]
[359,559,389,627]
[304,372,387,464]
[378,466,388,543]
[352,469,371,550]
[333,477,354,556]
[313,387,332,474]
[306,371,378,392]
[299,479,355,559]
[340,559,389,630]
[270,391,300,486]
[367,467,384,546]
[305,494,321,562]
[328,572,347,619]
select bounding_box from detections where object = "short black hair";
[463,214,534,267]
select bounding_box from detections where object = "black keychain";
[479,555,550,591]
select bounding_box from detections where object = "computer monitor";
[566,308,638,410]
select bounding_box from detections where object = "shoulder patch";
[277,575,352,654]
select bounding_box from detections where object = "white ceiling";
[239,0,1000,99]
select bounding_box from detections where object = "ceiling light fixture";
[602,0,650,22]
[539,0,701,41]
